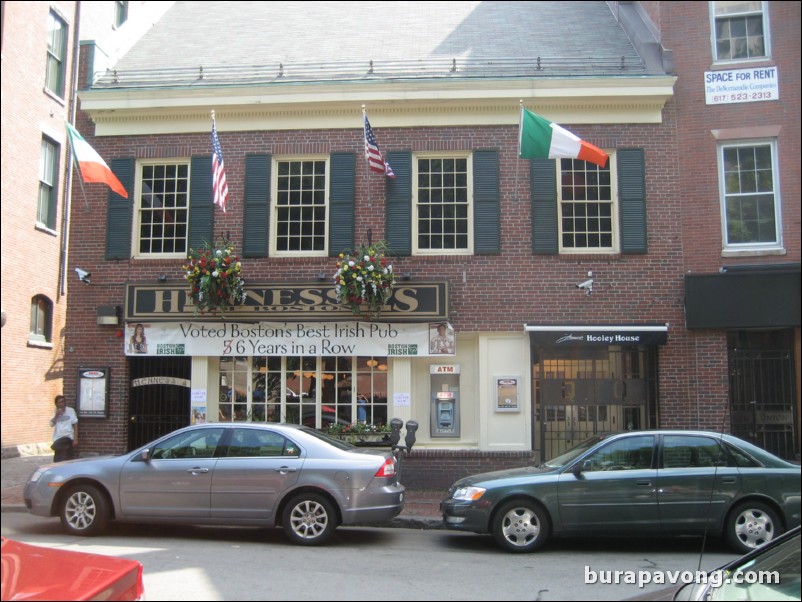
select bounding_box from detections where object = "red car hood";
[1,537,144,601]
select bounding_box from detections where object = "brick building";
[58,1,799,486]
[0,1,173,457]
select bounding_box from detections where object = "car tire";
[60,484,110,536]
[491,499,550,553]
[726,501,782,554]
[282,493,337,546]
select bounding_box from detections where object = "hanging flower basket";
[183,237,246,315]
[334,240,395,318]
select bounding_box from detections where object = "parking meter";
[389,417,403,447]
[404,420,418,451]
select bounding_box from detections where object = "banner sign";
[526,325,668,346]
[125,281,449,323]
[704,67,779,105]
[124,320,456,357]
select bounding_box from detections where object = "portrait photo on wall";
[128,323,149,354]
[429,322,455,355]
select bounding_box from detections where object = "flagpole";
[362,104,372,212]
[516,99,523,203]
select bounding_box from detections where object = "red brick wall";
[1,1,78,452]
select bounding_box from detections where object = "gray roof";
[97,1,651,88]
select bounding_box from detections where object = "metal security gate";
[535,348,656,461]
[729,349,797,460]
[128,357,191,450]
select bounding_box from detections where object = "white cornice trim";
[80,76,676,135]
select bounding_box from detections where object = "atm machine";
[430,364,460,438]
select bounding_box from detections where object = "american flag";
[363,111,395,178]
[211,119,229,212]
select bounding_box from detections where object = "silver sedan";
[25,423,404,545]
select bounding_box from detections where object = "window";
[662,436,728,468]
[29,295,53,343]
[414,154,472,253]
[38,137,59,230]
[227,428,300,458]
[583,435,654,471]
[220,355,389,428]
[135,161,190,257]
[115,1,129,27]
[712,1,768,61]
[272,158,328,255]
[719,141,780,250]
[45,11,67,98]
[559,158,617,253]
[150,428,224,459]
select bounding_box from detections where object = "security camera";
[75,268,91,285]
[576,279,594,290]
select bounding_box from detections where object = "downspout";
[60,0,82,298]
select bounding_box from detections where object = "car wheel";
[282,493,337,546]
[60,484,110,536]
[726,501,782,554]
[492,499,550,553]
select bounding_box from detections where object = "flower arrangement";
[334,240,395,317]
[325,421,392,443]
[183,237,246,314]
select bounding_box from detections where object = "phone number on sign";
[711,91,775,103]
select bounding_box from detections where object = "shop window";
[218,355,388,428]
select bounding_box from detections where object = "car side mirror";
[572,460,591,477]
[140,448,151,462]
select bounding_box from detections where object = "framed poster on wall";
[494,376,520,412]
[77,367,109,418]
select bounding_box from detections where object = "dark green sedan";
[440,431,801,554]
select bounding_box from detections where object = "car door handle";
[276,467,297,474]
[720,477,736,484]
[636,480,652,486]
[187,467,209,474]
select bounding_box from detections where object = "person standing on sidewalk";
[50,395,79,462]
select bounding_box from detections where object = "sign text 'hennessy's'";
[125,282,449,323]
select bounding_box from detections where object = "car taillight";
[374,457,396,478]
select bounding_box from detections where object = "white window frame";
[133,159,191,259]
[29,295,53,343]
[557,157,619,255]
[718,139,783,254]
[38,137,59,230]
[412,152,473,256]
[270,155,330,257]
[45,10,68,98]
[710,1,771,63]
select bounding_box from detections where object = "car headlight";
[452,486,486,501]
[29,468,47,483]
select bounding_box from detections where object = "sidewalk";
[0,453,444,529]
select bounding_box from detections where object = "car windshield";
[543,434,608,468]
[709,529,800,601]
[297,426,357,451]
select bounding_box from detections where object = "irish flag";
[518,108,609,168]
[66,123,128,198]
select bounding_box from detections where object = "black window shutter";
[243,154,271,258]
[105,158,135,259]
[189,156,214,251]
[530,158,558,254]
[618,148,647,254]
[328,153,355,256]
[385,151,412,256]
[473,150,500,254]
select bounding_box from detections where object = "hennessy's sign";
[125,282,449,323]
